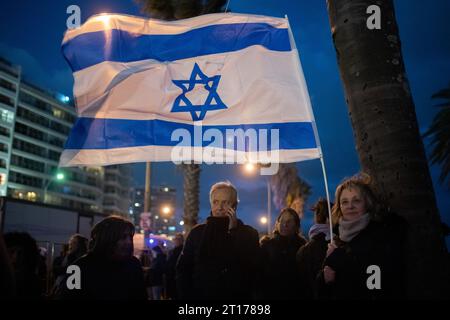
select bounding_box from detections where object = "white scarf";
[308,223,331,241]
[338,213,371,242]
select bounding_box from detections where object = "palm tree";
[137,0,227,233]
[327,0,449,297]
[270,164,311,219]
[424,85,450,188]
[180,163,200,232]
[136,0,226,20]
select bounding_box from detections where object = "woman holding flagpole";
[317,173,406,299]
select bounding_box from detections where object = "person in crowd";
[4,232,43,299]
[52,244,69,281]
[139,248,153,299]
[51,234,88,295]
[317,173,406,299]
[176,181,260,300]
[165,233,184,300]
[0,231,16,299]
[148,241,167,300]
[296,198,332,299]
[259,208,307,299]
[56,215,147,300]
[66,234,88,265]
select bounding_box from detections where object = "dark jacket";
[148,246,167,287]
[296,232,328,299]
[317,217,406,300]
[56,253,147,300]
[165,245,183,299]
[259,232,307,299]
[176,217,260,300]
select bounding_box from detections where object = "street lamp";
[161,206,171,215]
[43,172,65,202]
[242,163,272,235]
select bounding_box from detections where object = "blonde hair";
[209,181,239,206]
[331,173,379,225]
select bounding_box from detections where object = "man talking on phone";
[176,181,260,300]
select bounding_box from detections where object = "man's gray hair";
[209,181,239,205]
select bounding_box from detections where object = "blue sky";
[0,0,448,248]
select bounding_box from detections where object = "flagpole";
[225,0,231,13]
[143,162,151,249]
[144,162,151,216]
[285,15,334,243]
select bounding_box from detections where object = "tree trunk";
[182,163,201,233]
[327,0,449,298]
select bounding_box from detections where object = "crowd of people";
[0,173,407,300]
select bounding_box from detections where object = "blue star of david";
[171,63,227,121]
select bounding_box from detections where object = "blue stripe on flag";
[64,118,316,151]
[62,23,291,72]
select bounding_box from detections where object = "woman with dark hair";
[56,216,147,300]
[51,234,88,296]
[259,208,307,299]
[317,173,406,299]
[4,232,42,299]
[66,234,88,265]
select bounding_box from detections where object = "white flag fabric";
[60,13,320,166]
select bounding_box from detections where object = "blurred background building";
[130,185,177,236]
[0,57,133,216]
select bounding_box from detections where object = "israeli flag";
[60,13,321,166]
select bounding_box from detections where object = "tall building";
[150,186,177,235]
[103,165,133,216]
[130,185,177,235]
[129,187,144,226]
[0,57,132,215]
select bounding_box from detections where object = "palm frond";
[423,84,450,187]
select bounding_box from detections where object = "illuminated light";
[134,202,140,207]
[149,239,154,244]
[155,215,159,219]
[58,94,70,103]
[164,187,169,192]
[168,226,176,231]
[260,216,268,224]
[26,191,37,201]
[179,221,184,226]
[164,219,168,223]
[96,13,111,26]
[244,162,256,174]
[56,173,65,180]
[162,206,171,215]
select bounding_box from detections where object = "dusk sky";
[1,0,449,247]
